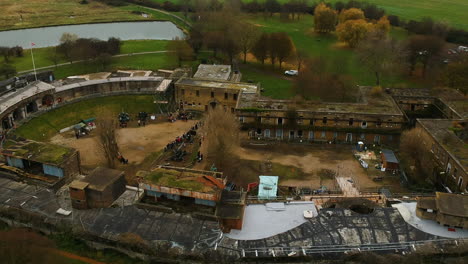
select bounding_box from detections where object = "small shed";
[258,175,279,199]
[69,167,126,209]
[381,149,399,171]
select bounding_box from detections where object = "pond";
[0,21,185,48]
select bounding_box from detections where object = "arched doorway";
[42,94,54,107]
[210,101,217,109]
[13,108,24,121]
[26,101,38,113]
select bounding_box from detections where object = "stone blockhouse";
[69,167,126,209]
[416,192,468,229]
[175,77,259,112]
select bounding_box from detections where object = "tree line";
[0,46,24,79]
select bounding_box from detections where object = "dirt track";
[50,121,196,167]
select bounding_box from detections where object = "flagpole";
[30,42,37,81]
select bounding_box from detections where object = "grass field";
[0,0,188,31]
[326,0,468,31]
[248,13,420,88]
[153,0,468,30]
[0,40,170,73]
[15,95,156,141]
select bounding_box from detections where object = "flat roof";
[138,167,224,193]
[417,196,437,209]
[436,192,468,218]
[382,149,399,164]
[82,167,124,192]
[1,138,75,165]
[237,87,403,115]
[258,175,278,199]
[193,64,231,81]
[418,119,468,170]
[176,78,258,93]
[69,180,89,190]
[0,81,55,116]
[225,202,317,240]
[433,88,467,119]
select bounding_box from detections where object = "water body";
[0,21,185,48]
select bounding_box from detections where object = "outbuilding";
[69,167,126,209]
[381,149,399,171]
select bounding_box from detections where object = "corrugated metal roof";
[382,149,399,164]
[258,175,278,199]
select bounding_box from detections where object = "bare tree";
[168,38,194,67]
[357,32,407,86]
[238,23,260,63]
[400,127,433,183]
[96,115,120,168]
[201,107,240,177]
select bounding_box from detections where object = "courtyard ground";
[50,120,196,168]
[195,142,406,193]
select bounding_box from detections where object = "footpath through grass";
[15,95,156,141]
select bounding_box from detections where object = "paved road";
[18,50,174,74]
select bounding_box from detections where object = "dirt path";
[50,121,196,167]
[51,248,106,264]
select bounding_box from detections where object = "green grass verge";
[15,95,157,141]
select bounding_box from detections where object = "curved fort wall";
[0,77,171,132]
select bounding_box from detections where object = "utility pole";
[30,42,37,81]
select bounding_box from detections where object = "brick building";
[416,119,467,193]
[69,167,126,209]
[235,87,405,145]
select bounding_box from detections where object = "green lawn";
[0,1,188,31]
[248,13,419,88]
[15,95,157,141]
[240,66,294,99]
[0,40,169,73]
[153,0,468,30]
[325,0,468,31]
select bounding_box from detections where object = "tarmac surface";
[0,177,446,258]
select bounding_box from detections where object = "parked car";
[284,70,298,76]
